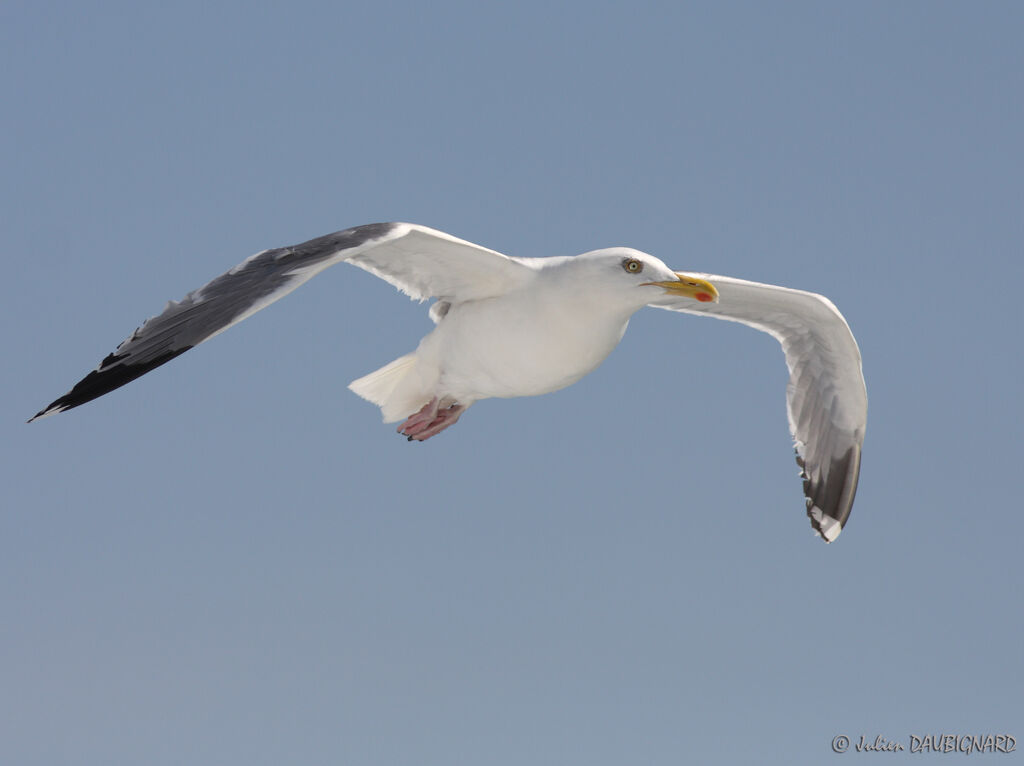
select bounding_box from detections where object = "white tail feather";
[348,353,428,423]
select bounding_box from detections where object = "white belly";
[419,289,631,402]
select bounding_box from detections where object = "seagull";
[30,223,867,541]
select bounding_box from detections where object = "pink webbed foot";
[397,397,467,442]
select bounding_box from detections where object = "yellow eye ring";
[622,258,643,274]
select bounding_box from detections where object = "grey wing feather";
[649,274,868,542]
[29,223,531,421]
[343,224,533,302]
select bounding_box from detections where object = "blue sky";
[3,2,1022,764]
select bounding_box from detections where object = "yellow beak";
[643,273,719,303]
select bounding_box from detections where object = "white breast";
[420,282,632,402]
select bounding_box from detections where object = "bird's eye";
[622,258,643,274]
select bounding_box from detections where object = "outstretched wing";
[30,223,532,421]
[650,275,867,542]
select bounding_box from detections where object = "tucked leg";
[397,397,467,441]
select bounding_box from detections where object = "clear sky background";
[3,2,1022,764]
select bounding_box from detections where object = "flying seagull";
[30,223,867,541]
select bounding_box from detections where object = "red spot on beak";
[696,292,713,302]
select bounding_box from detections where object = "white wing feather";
[650,275,867,541]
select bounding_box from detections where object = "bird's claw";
[397,396,466,442]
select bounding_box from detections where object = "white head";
[559,247,719,312]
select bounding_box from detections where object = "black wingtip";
[29,346,193,422]
[798,444,861,543]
